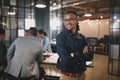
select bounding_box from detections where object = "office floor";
[85,54,120,80]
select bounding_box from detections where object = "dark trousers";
[0,71,7,80]
[19,77,39,80]
[0,71,3,79]
[1,72,18,80]
[1,73,39,80]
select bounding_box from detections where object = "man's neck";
[71,28,76,34]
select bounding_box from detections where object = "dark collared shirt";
[56,29,93,74]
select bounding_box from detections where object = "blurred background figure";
[38,29,52,53]
[24,29,30,36]
[5,27,44,80]
[0,28,7,79]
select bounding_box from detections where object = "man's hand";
[83,46,88,54]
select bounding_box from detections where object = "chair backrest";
[87,37,98,46]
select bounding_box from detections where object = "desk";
[42,53,93,79]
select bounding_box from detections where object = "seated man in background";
[5,27,44,80]
[37,29,52,53]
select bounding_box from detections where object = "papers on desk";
[50,41,56,45]
[43,54,58,64]
[43,53,54,56]
[86,61,93,65]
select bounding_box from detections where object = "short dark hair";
[65,11,77,17]
[38,29,47,36]
[25,29,29,32]
[38,29,44,34]
[0,28,5,35]
[29,27,37,36]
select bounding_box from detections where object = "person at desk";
[56,11,93,80]
[38,29,52,53]
[0,28,7,79]
[5,27,44,80]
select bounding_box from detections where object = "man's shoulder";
[16,36,36,41]
[24,36,38,40]
[15,36,24,40]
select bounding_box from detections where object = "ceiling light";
[84,13,92,17]
[36,0,46,8]
[7,7,16,15]
[83,8,92,17]
[8,11,16,15]
[100,16,103,19]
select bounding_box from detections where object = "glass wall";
[108,0,120,76]
[0,0,35,47]
[50,0,63,41]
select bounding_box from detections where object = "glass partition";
[50,0,63,41]
[0,0,36,47]
[108,0,120,76]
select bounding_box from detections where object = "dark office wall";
[35,0,50,37]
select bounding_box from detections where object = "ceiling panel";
[62,0,110,20]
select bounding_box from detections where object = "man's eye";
[64,18,76,22]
